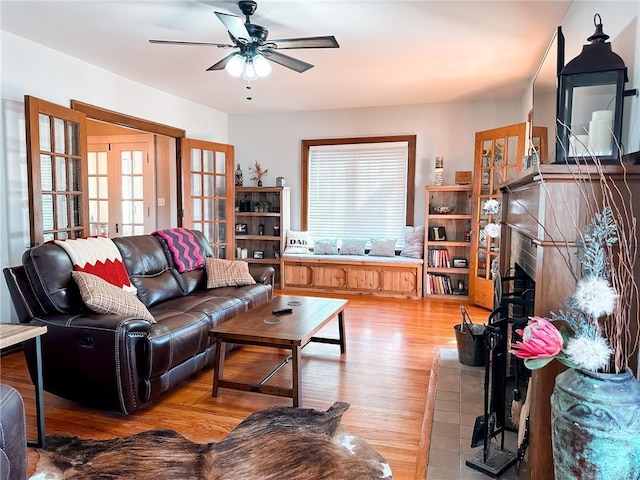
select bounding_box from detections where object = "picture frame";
[428,226,447,241]
[253,250,264,259]
[453,258,468,268]
[235,223,248,235]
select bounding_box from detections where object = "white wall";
[562,1,639,153]
[521,1,640,153]
[0,32,229,323]
[228,100,521,231]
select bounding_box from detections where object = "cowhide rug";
[30,402,392,479]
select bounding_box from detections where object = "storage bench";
[282,254,423,299]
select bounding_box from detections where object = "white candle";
[591,110,613,122]
[570,134,590,157]
[589,120,612,156]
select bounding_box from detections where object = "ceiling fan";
[149,0,339,79]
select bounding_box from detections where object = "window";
[302,135,416,247]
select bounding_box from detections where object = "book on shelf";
[427,248,451,268]
[425,273,453,295]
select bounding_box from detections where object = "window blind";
[308,141,408,248]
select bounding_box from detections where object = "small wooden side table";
[0,324,48,448]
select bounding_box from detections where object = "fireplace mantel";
[499,163,640,480]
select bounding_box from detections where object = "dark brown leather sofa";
[3,231,274,414]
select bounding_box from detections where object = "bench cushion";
[283,253,423,264]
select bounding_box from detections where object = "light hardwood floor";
[0,292,491,480]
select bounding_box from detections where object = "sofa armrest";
[31,313,154,333]
[25,314,152,414]
[254,266,275,287]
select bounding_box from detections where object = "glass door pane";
[87,146,109,236]
[87,136,154,237]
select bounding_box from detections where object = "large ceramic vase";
[550,368,640,480]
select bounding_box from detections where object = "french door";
[470,123,526,309]
[181,139,235,259]
[87,135,155,237]
[25,95,88,246]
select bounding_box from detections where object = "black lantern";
[555,14,633,163]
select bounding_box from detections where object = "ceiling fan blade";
[267,35,339,49]
[149,39,233,48]
[261,50,314,73]
[206,51,239,71]
[214,11,251,43]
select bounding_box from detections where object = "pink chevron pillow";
[152,228,205,273]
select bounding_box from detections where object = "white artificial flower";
[484,223,501,238]
[564,335,612,371]
[482,199,501,215]
[573,276,618,318]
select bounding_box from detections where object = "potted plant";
[249,161,268,186]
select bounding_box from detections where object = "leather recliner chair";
[0,384,28,480]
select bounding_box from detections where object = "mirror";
[531,26,565,163]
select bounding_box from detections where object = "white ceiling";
[1,0,573,115]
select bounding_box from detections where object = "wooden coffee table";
[210,295,347,407]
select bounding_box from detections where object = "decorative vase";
[551,368,640,480]
[235,163,243,187]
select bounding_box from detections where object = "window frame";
[301,135,416,233]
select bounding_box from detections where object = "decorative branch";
[249,161,268,183]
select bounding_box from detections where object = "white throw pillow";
[400,226,425,259]
[313,239,338,255]
[285,230,311,254]
[339,238,367,256]
[369,239,397,257]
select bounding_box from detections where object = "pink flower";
[510,317,564,360]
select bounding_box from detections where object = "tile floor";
[426,349,529,480]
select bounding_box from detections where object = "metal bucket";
[454,306,486,366]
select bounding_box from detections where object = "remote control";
[272,307,293,315]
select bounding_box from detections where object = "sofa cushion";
[113,235,184,307]
[72,271,155,323]
[205,258,256,289]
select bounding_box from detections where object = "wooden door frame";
[71,100,186,226]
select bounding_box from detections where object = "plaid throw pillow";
[72,271,155,323]
[205,258,257,289]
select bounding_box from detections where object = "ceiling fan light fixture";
[242,59,258,81]
[253,53,272,77]
[225,54,245,77]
